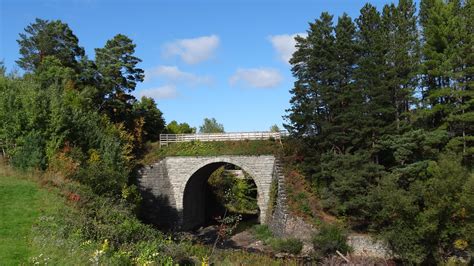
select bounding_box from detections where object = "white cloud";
[268,33,306,64]
[229,68,283,89]
[139,85,178,100]
[146,65,212,86]
[163,35,220,64]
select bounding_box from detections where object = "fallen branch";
[336,250,350,263]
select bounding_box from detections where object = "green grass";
[252,224,274,244]
[141,140,282,164]
[0,164,299,265]
[0,172,58,265]
[251,225,303,255]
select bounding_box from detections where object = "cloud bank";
[268,33,306,64]
[230,68,283,89]
[138,85,178,100]
[163,35,220,64]
[146,65,212,86]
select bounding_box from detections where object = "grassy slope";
[141,140,282,164]
[0,164,298,265]
[0,170,60,265]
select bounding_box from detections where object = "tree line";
[0,18,228,196]
[284,0,472,264]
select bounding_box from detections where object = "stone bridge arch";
[138,155,276,230]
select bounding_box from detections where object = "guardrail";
[159,131,288,147]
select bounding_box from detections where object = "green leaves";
[166,120,196,134]
[199,118,225,133]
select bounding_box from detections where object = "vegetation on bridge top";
[141,140,283,164]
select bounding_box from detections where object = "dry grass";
[321,254,395,266]
[284,166,337,224]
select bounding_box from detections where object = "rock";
[300,243,314,256]
[347,234,393,260]
[274,253,287,258]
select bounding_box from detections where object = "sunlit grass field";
[0,171,41,265]
[0,164,300,265]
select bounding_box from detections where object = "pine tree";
[285,12,336,149]
[420,0,458,127]
[326,13,362,153]
[382,0,420,131]
[94,34,144,123]
[16,18,85,72]
[446,0,474,159]
[355,4,394,163]
[421,0,474,160]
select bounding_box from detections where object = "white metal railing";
[159,131,288,147]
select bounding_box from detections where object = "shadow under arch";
[182,161,262,230]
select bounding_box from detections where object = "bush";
[70,187,161,246]
[312,223,350,256]
[270,238,303,255]
[11,131,46,170]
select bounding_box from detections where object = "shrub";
[270,238,303,255]
[312,223,350,256]
[11,131,46,170]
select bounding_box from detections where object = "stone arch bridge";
[138,155,278,230]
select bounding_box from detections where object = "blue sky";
[1,0,396,132]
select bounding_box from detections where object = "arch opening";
[182,162,261,231]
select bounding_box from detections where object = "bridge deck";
[159,131,287,147]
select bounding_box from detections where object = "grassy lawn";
[0,169,58,265]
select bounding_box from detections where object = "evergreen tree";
[446,0,474,159]
[420,0,459,127]
[382,0,420,131]
[94,34,144,123]
[285,12,336,147]
[16,18,85,72]
[420,0,474,160]
[355,4,394,163]
[328,13,362,153]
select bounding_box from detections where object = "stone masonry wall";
[268,159,315,241]
[138,155,275,229]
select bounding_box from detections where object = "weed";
[270,238,303,255]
